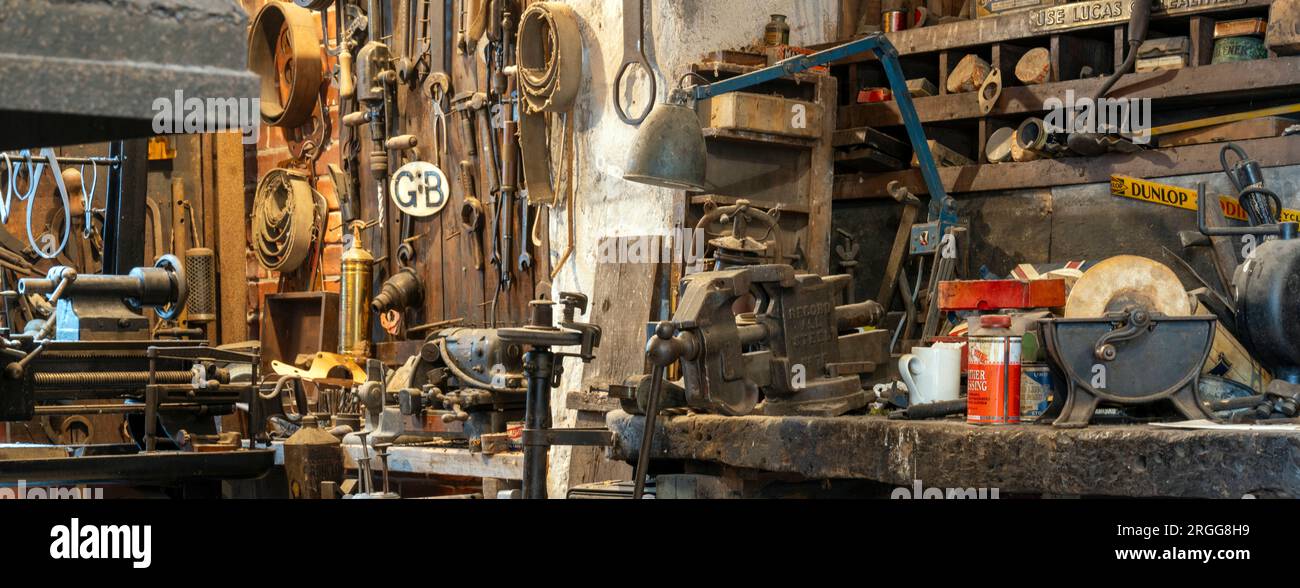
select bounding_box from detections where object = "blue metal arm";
[688,34,956,230]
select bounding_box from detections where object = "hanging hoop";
[80,161,98,238]
[26,149,71,260]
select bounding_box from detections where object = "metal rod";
[522,348,553,499]
[1,154,122,166]
[632,363,666,500]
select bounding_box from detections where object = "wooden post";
[213,131,249,344]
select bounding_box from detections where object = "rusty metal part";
[249,1,324,128]
[498,295,606,499]
[252,169,318,273]
[613,0,656,125]
[372,267,422,313]
[695,199,783,268]
[977,67,1002,115]
[517,2,582,206]
[33,370,198,387]
[638,265,888,417]
[20,256,188,339]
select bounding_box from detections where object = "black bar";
[103,138,149,274]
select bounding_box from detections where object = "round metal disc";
[1064,255,1190,318]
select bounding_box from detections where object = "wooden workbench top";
[606,411,1300,498]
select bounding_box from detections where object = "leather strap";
[516,2,582,206]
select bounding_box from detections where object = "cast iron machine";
[1194,167,1300,420]
[498,293,606,499]
[358,292,606,499]
[377,326,530,444]
[627,265,888,498]
[0,258,271,483]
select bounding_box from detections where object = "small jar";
[764,14,790,46]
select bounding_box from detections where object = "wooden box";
[699,92,823,139]
[1267,0,1300,55]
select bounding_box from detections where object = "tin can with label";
[967,315,1022,425]
[883,10,907,33]
[1019,363,1057,422]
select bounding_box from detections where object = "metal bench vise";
[629,264,889,418]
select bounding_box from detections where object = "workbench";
[606,411,1300,498]
[268,441,524,480]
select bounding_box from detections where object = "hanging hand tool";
[613,0,657,125]
[518,198,533,273]
[398,0,433,88]
[498,117,518,291]
[459,160,485,271]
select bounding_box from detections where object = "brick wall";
[241,0,344,336]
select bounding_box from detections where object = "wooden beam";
[834,135,1300,200]
[213,132,248,345]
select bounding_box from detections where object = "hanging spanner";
[613,0,656,125]
[517,197,533,272]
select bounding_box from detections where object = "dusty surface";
[607,411,1300,497]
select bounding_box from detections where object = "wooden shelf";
[839,56,1300,128]
[826,0,1273,59]
[702,127,818,149]
[833,135,1300,201]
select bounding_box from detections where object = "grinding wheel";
[1064,255,1190,318]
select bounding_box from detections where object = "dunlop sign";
[1110,175,1300,223]
[1029,0,1247,32]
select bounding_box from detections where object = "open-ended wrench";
[517,198,533,272]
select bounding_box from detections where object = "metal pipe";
[522,348,553,499]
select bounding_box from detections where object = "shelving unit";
[686,61,838,274]
[828,0,1298,200]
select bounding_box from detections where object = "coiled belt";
[252,168,318,273]
[517,2,583,206]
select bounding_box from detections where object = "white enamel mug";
[898,342,963,405]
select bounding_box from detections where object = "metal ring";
[614,60,656,125]
[152,254,188,321]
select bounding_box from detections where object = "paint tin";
[883,10,907,33]
[1019,363,1057,422]
[967,315,1022,425]
[1212,36,1267,63]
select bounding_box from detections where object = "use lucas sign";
[390,161,449,218]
